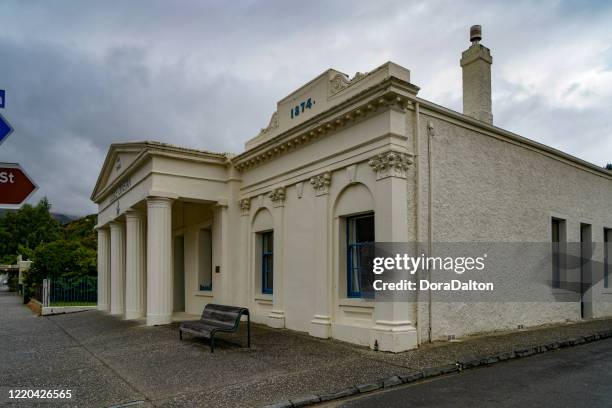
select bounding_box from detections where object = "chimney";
[460,25,493,124]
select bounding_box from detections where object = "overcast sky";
[0,0,611,216]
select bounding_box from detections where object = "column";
[146,197,174,326]
[309,172,332,338]
[239,198,251,306]
[96,227,111,312]
[214,202,230,304]
[109,221,126,316]
[125,210,146,320]
[267,187,285,328]
[368,151,418,352]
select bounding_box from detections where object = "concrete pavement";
[2,289,612,407]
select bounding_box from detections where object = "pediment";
[91,142,149,202]
[244,62,413,150]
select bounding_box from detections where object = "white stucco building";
[92,27,612,352]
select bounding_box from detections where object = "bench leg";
[210,335,215,353]
[179,330,182,341]
[247,314,251,348]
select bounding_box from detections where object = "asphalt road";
[340,337,612,408]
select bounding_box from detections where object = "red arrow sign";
[0,163,37,208]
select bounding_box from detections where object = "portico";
[92,142,233,325]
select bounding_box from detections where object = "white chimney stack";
[460,25,493,124]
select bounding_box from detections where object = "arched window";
[252,208,274,295]
[334,183,375,299]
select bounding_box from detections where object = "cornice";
[232,78,419,172]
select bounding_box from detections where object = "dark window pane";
[355,215,375,243]
[605,229,609,289]
[346,213,375,297]
[551,219,561,288]
[261,231,274,294]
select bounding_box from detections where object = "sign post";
[0,163,38,209]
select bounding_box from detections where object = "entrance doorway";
[173,235,185,313]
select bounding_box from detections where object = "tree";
[23,239,97,287]
[63,214,97,250]
[606,163,612,170]
[0,198,62,263]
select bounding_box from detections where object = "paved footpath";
[1,290,612,407]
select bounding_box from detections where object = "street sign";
[0,163,38,209]
[0,90,5,108]
[0,113,13,146]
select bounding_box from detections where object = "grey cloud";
[0,0,610,215]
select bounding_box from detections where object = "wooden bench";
[179,304,250,353]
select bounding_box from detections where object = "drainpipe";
[427,120,434,343]
[414,103,434,343]
[413,102,421,344]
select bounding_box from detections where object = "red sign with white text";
[0,163,37,207]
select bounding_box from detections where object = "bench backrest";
[201,304,249,330]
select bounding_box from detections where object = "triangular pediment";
[91,141,230,203]
[90,142,150,202]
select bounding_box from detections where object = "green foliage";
[24,240,97,286]
[0,199,98,285]
[63,214,97,250]
[606,163,612,170]
[0,198,62,261]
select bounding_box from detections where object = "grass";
[49,301,97,307]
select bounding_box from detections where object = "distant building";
[92,26,612,352]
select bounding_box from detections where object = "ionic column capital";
[124,209,146,220]
[368,151,413,180]
[109,220,125,229]
[146,196,174,208]
[310,171,332,196]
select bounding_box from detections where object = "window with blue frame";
[261,231,274,294]
[346,213,375,298]
[605,228,610,289]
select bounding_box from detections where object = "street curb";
[264,328,612,408]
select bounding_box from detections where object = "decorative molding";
[427,120,435,138]
[109,178,131,204]
[329,71,367,96]
[232,89,417,173]
[268,187,286,207]
[296,182,304,199]
[239,198,250,216]
[346,165,357,184]
[309,171,332,196]
[259,111,279,136]
[368,151,413,180]
[124,208,145,219]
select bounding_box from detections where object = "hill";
[0,209,78,225]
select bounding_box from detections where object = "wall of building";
[239,120,393,343]
[419,109,612,340]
